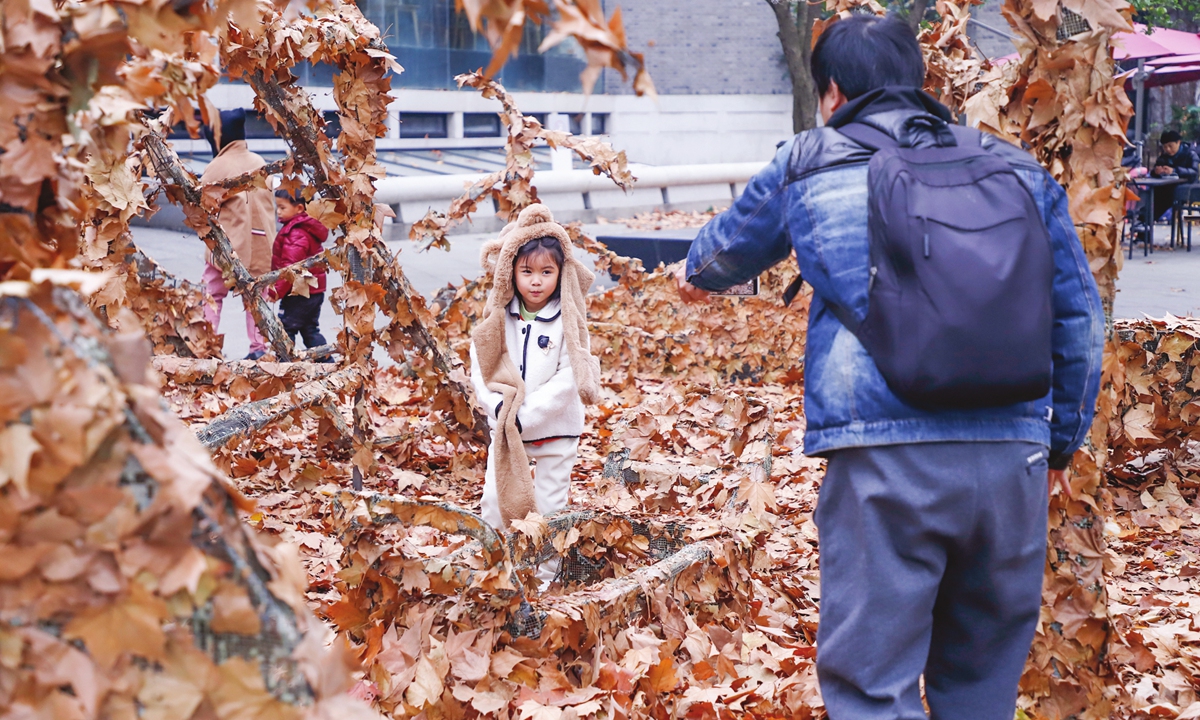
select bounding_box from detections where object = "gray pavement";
[132,222,1198,359]
[1113,239,1200,320]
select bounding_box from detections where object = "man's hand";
[1048,469,1072,499]
[1155,165,1175,176]
[674,265,711,304]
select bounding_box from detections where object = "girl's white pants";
[480,437,578,588]
[480,437,578,530]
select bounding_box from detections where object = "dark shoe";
[244,350,266,361]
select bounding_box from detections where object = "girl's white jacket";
[470,297,586,442]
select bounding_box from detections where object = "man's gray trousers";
[814,441,1050,720]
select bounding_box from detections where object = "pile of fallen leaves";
[597,209,727,232]
[148,229,1200,718]
[1099,317,1200,717]
[0,278,377,719]
[151,218,830,717]
[0,0,1165,713]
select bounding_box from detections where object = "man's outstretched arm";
[680,142,794,297]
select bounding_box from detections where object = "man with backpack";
[675,14,1103,720]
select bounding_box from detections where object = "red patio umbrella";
[1135,24,1200,56]
[1148,52,1200,66]
[1113,31,1173,60]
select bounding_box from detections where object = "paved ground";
[132,222,1200,359]
[1113,238,1200,320]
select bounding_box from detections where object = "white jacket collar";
[507,296,562,321]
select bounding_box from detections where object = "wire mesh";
[505,599,547,639]
[1057,6,1091,40]
[560,546,607,586]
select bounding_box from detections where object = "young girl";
[470,204,601,564]
[269,189,328,349]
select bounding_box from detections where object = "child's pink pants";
[202,262,266,355]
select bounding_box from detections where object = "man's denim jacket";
[685,88,1104,468]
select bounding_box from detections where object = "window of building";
[244,111,279,139]
[399,112,448,139]
[463,113,501,138]
[354,0,592,93]
[591,113,608,135]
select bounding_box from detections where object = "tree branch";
[204,157,290,193]
[195,365,363,449]
[244,69,487,441]
[248,248,336,298]
[152,356,337,385]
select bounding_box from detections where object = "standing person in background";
[268,189,328,350]
[200,109,276,360]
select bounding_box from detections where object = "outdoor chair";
[1174,184,1200,252]
[1125,195,1152,259]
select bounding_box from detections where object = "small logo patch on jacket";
[538,335,552,352]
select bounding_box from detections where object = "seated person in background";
[1151,130,1199,219]
[1153,131,1199,180]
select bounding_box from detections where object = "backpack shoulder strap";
[780,268,860,331]
[782,272,804,307]
[836,123,898,152]
[947,124,984,147]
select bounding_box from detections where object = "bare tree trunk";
[767,0,820,134]
[907,0,930,34]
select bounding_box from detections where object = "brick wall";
[601,0,792,95]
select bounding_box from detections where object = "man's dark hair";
[202,108,248,155]
[810,14,925,100]
[513,237,565,299]
[1162,130,1183,144]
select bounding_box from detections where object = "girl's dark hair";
[810,14,925,100]
[513,237,565,299]
[275,188,305,205]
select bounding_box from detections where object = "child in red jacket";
[270,190,328,348]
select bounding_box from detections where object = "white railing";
[373,162,767,207]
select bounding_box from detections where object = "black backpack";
[787,120,1055,409]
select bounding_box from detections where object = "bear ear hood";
[479,204,589,303]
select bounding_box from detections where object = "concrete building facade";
[197,0,796,168]
[198,0,1041,168]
